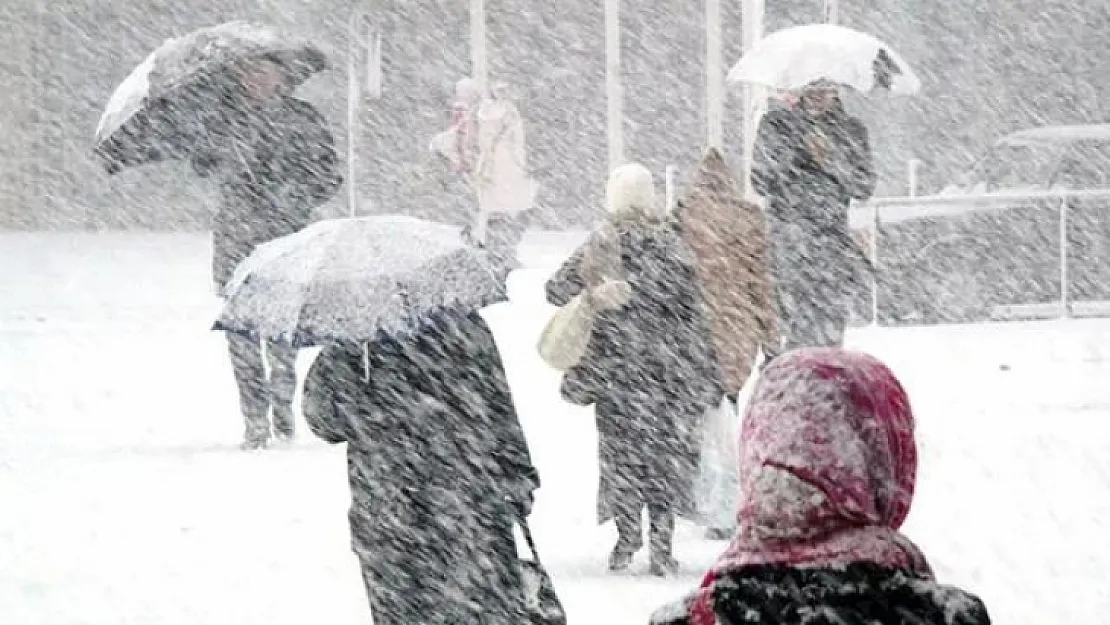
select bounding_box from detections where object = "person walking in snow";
[673,148,778,539]
[190,56,342,450]
[547,163,720,576]
[752,80,875,354]
[431,78,537,241]
[650,347,991,625]
[302,309,540,625]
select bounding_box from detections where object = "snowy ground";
[2,230,1109,624]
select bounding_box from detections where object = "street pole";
[605,0,623,169]
[470,0,487,91]
[347,12,360,218]
[740,0,765,199]
[706,0,723,149]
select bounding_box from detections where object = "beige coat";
[677,148,778,394]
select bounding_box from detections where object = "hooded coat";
[303,310,539,625]
[650,348,991,625]
[546,164,720,523]
[752,97,874,350]
[675,148,778,395]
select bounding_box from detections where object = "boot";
[240,428,270,450]
[648,552,680,577]
[271,405,295,442]
[608,540,640,572]
[608,511,643,572]
[648,506,678,577]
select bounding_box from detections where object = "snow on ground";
[1,230,1108,624]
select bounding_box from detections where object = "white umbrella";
[94,21,327,173]
[727,23,921,95]
[214,216,511,346]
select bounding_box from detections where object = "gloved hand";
[506,480,537,520]
[508,488,532,519]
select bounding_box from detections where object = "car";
[942,123,1110,195]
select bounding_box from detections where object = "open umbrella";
[213,216,512,347]
[94,21,327,174]
[728,24,920,95]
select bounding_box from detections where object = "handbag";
[536,280,631,371]
[518,519,568,625]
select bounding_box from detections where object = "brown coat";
[677,148,778,394]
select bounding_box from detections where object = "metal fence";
[850,189,1110,325]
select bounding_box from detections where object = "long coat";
[676,148,777,395]
[547,217,720,523]
[752,100,875,350]
[303,310,539,625]
[193,94,342,288]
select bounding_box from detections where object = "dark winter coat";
[751,100,875,349]
[193,94,342,287]
[302,310,539,625]
[547,217,720,523]
[650,563,991,625]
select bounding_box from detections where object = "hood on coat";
[606,163,663,219]
[708,347,929,579]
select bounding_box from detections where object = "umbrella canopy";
[94,21,328,174]
[727,24,920,95]
[213,216,512,347]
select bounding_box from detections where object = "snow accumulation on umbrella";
[95,52,157,142]
[94,21,315,143]
[728,23,921,95]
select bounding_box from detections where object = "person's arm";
[302,345,360,444]
[289,108,344,209]
[833,119,877,201]
[751,110,797,200]
[545,246,587,306]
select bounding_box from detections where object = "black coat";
[194,95,342,287]
[651,563,991,625]
[303,310,539,625]
[752,101,875,348]
[547,218,719,522]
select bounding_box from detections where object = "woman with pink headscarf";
[651,348,990,625]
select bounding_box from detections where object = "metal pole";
[870,201,880,325]
[907,158,922,197]
[347,13,360,218]
[824,0,839,24]
[1059,195,1068,317]
[605,0,623,168]
[706,0,723,149]
[470,0,488,90]
[740,0,765,199]
[366,21,382,100]
[665,165,678,211]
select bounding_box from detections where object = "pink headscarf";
[690,348,931,625]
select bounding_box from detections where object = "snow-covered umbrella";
[213,216,512,347]
[727,24,921,95]
[93,21,327,174]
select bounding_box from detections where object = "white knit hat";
[606,163,662,218]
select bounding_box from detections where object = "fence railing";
[850,189,1110,325]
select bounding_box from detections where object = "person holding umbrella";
[730,26,919,354]
[224,215,545,623]
[94,22,342,450]
[751,79,875,354]
[192,55,342,449]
